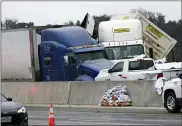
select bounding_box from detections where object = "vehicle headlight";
[17,107,26,113]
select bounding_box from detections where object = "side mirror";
[63,56,69,66]
[7,97,12,101]
[108,69,112,73]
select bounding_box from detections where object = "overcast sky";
[2,1,181,26]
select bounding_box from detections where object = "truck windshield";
[105,44,144,60]
[75,50,107,63]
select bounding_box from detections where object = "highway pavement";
[27,106,182,125]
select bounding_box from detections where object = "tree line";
[1,8,182,62]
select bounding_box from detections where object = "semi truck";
[2,24,68,81]
[2,25,116,81]
[98,12,177,60]
[39,26,114,81]
[1,13,107,82]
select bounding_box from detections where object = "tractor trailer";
[98,12,177,60]
[2,26,114,82]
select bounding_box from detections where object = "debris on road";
[98,85,132,107]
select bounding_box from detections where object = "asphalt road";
[27,107,182,125]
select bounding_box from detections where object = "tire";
[164,92,182,113]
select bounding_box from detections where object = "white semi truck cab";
[99,19,145,60]
[98,12,177,60]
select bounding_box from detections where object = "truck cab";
[39,26,113,81]
[99,19,145,60]
[98,12,177,60]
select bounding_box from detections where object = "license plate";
[1,116,12,123]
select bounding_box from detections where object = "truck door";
[39,43,63,81]
[63,54,78,81]
[109,62,127,81]
[41,53,62,81]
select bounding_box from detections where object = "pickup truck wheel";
[164,92,181,113]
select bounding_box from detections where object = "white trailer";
[98,12,177,60]
[2,28,41,81]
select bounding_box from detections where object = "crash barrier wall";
[1,82,71,104]
[1,81,163,107]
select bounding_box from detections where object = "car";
[1,93,28,126]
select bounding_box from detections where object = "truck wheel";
[164,92,181,113]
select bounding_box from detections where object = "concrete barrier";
[2,82,71,104]
[2,81,163,107]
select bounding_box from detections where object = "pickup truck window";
[129,60,154,70]
[112,62,124,72]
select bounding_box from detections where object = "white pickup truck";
[158,73,182,113]
[95,57,163,81]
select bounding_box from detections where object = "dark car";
[1,93,28,126]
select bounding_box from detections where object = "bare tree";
[3,18,18,29]
[75,20,81,26]
[64,20,74,26]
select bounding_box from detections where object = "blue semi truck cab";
[39,26,113,81]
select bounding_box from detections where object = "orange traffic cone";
[49,104,55,126]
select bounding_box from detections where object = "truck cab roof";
[41,26,94,47]
[34,25,66,35]
[99,19,143,42]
